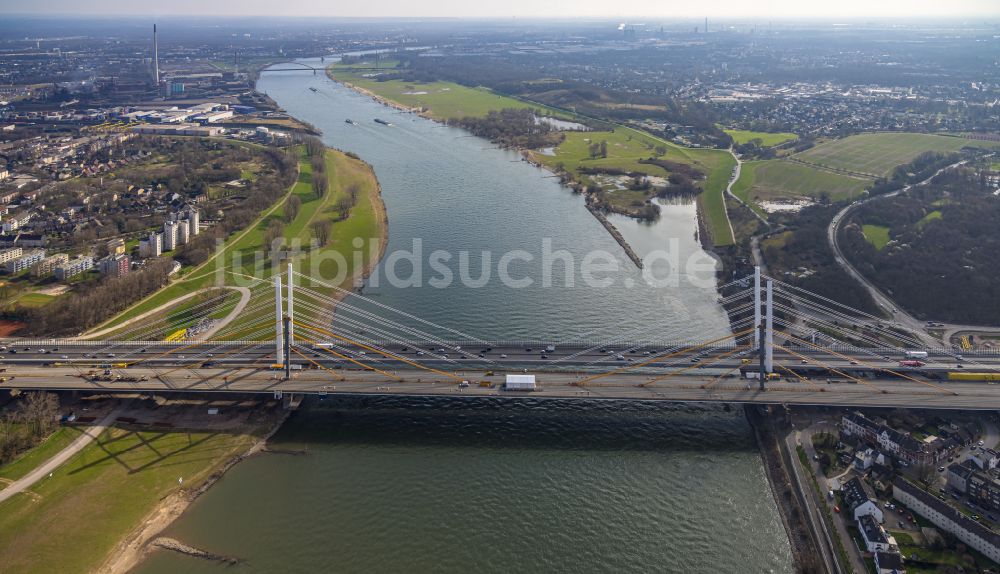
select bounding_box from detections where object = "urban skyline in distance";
[2,0,999,18]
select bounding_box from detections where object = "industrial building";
[132,123,225,137]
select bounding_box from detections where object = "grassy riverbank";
[328,63,737,246]
[92,144,386,339]
[0,406,280,574]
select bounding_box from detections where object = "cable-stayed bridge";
[3,266,999,410]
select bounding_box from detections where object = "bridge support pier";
[283,393,303,410]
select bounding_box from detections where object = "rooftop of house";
[843,476,877,511]
[859,513,888,544]
[895,477,1000,549]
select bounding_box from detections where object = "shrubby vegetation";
[868,151,963,196]
[18,258,175,335]
[375,54,731,147]
[762,204,878,314]
[173,146,297,267]
[451,108,563,149]
[841,168,1000,323]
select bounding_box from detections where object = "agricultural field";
[725,129,798,147]
[732,159,872,210]
[862,224,891,250]
[794,132,999,177]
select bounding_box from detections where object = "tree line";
[0,392,61,467]
[450,108,562,150]
[174,147,298,267]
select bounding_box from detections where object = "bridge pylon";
[273,264,296,379]
[287,262,294,348]
[274,274,284,365]
[753,266,775,388]
[765,279,774,374]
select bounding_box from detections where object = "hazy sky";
[2,0,998,18]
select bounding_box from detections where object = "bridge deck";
[3,365,994,410]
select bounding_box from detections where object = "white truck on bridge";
[905,351,929,360]
[505,374,536,391]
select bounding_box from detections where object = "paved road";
[826,158,1000,348]
[725,148,769,226]
[1,340,994,374]
[0,406,122,504]
[82,286,251,340]
[797,422,866,574]
[8,363,1000,409]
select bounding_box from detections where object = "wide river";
[134,59,793,573]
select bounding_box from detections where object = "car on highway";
[501,354,508,358]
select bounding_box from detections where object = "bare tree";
[264,219,285,250]
[914,460,937,490]
[310,220,332,247]
[284,195,302,223]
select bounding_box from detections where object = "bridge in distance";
[3,267,998,410]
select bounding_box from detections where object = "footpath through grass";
[0,427,77,484]
[732,159,872,212]
[213,146,384,340]
[0,425,259,574]
[95,145,383,340]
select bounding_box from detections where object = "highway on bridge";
[0,340,991,375]
[5,265,997,410]
[3,363,1000,410]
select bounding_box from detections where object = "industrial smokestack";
[153,24,159,84]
